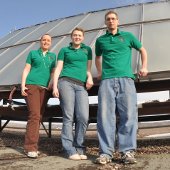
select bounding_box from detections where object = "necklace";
[41,53,50,69]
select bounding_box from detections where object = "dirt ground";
[0,128,170,170]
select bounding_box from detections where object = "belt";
[59,77,85,87]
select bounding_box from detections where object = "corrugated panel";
[0,49,7,55]
[51,36,71,55]
[144,1,170,21]
[0,43,37,85]
[116,5,142,24]
[77,10,107,30]
[0,30,22,48]
[18,19,64,44]
[0,44,32,70]
[0,0,169,87]
[49,15,87,36]
[0,25,42,48]
[143,21,170,72]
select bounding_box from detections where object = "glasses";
[106,17,117,21]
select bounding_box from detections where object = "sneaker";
[79,154,87,160]
[95,154,112,165]
[121,151,137,164]
[69,154,81,160]
[27,151,38,158]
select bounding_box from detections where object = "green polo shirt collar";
[69,43,86,50]
[38,48,50,55]
[106,29,121,36]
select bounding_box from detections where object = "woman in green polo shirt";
[53,27,93,160]
[21,34,56,158]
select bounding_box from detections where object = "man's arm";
[138,47,148,77]
[95,56,102,80]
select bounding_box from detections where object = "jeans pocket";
[58,79,64,89]
[127,78,135,85]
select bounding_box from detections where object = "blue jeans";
[97,78,138,158]
[58,79,89,156]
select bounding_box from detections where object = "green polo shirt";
[95,29,142,79]
[26,48,56,87]
[57,43,92,82]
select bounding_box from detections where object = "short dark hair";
[71,27,85,36]
[105,11,118,20]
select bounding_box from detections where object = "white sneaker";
[121,151,137,164]
[95,154,112,165]
[36,151,40,155]
[27,151,38,158]
[79,154,87,160]
[69,154,81,160]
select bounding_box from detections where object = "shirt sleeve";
[95,38,102,56]
[51,53,57,69]
[57,48,65,61]
[26,51,32,64]
[129,33,142,50]
[87,46,92,60]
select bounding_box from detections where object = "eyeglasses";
[106,17,117,21]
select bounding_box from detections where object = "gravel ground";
[0,129,170,170]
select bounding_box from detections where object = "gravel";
[0,129,170,170]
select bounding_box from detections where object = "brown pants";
[24,85,50,152]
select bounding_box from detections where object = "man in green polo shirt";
[95,11,148,165]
